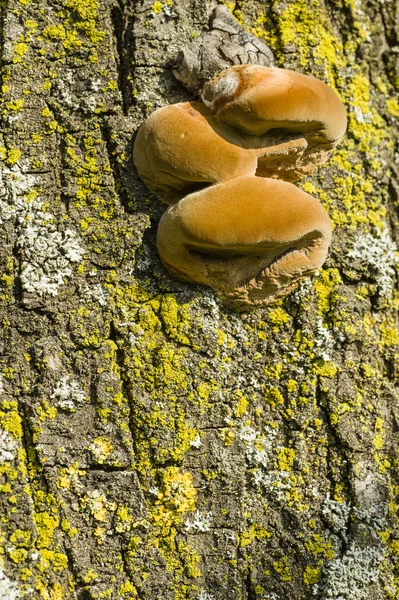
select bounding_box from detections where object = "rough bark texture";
[0,0,398,599]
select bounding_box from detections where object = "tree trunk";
[0,0,398,599]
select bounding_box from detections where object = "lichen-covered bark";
[0,0,398,599]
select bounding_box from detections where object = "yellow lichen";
[151,1,164,14]
[303,566,321,584]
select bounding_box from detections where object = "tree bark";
[0,0,398,599]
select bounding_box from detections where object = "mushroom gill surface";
[157,176,332,310]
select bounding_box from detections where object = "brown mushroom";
[133,100,316,204]
[133,65,344,309]
[133,102,260,205]
[157,176,332,310]
[201,65,347,181]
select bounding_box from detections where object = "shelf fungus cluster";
[133,65,347,311]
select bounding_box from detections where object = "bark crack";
[110,0,136,115]
[316,378,352,549]
[100,119,132,213]
[244,569,257,600]
[0,0,7,90]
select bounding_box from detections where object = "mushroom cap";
[201,65,347,144]
[157,176,332,309]
[133,101,260,205]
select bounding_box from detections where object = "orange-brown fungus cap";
[133,102,261,205]
[201,65,347,143]
[157,176,332,310]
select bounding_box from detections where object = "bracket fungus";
[133,102,261,206]
[157,176,332,310]
[133,65,347,310]
[202,65,347,182]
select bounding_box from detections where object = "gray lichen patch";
[0,565,21,600]
[0,162,84,296]
[0,428,18,464]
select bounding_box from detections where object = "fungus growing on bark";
[157,176,332,310]
[133,65,346,310]
[133,99,323,205]
[202,65,347,181]
[133,102,260,205]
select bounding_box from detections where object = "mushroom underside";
[160,244,321,311]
